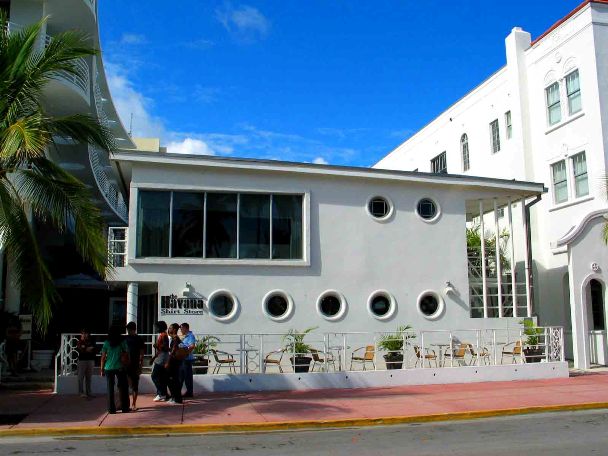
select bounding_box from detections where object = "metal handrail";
[89,146,128,222]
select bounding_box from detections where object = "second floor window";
[489,119,500,153]
[431,151,447,173]
[505,111,512,139]
[546,82,561,126]
[566,70,582,115]
[572,152,588,198]
[460,134,469,171]
[551,160,568,204]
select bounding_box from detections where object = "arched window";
[461,134,470,171]
[590,280,605,330]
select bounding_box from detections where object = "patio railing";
[55,327,564,380]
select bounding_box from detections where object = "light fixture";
[182,282,192,297]
[444,281,456,296]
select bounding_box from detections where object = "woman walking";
[166,323,183,404]
[151,321,170,402]
[100,326,130,414]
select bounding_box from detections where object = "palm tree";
[0,13,116,332]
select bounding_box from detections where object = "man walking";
[179,322,196,398]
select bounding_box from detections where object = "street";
[1,409,607,455]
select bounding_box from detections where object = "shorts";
[126,367,141,393]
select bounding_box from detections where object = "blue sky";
[100,0,583,167]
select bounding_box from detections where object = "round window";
[316,290,347,321]
[368,196,391,219]
[263,290,294,322]
[416,198,439,221]
[208,290,239,321]
[417,290,444,320]
[367,290,396,320]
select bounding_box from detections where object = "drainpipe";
[524,195,542,317]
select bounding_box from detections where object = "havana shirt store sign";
[160,294,205,315]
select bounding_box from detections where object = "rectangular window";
[272,194,303,260]
[239,194,271,259]
[505,111,512,139]
[551,160,568,204]
[431,151,447,173]
[136,191,170,257]
[566,70,582,115]
[571,152,589,198]
[171,192,204,257]
[490,119,500,153]
[546,82,561,125]
[205,193,238,258]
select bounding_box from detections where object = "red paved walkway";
[1,373,608,433]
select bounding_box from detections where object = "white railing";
[56,327,565,378]
[93,80,110,128]
[108,227,127,267]
[89,146,128,222]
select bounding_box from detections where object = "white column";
[127,282,139,325]
[494,199,503,318]
[521,201,532,317]
[480,200,488,319]
[569,267,590,369]
[507,199,517,317]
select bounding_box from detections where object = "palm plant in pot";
[283,327,316,373]
[378,325,414,370]
[521,320,544,363]
[192,335,219,374]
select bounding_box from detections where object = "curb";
[2,402,608,438]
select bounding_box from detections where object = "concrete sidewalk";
[2,373,608,437]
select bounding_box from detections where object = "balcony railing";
[108,227,127,267]
[88,146,128,222]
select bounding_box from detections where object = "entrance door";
[588,279,606,365]
[109,297,126,327]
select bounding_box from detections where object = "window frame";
[545,81,562,126]
[417,290,445,320]
[565,69,582,116]
[551,159,569,205]
[505,111,512,140]
[430,151,447,174]
[460,133,470,172]
[571,151,589,199]
[131,187,309,266]
[262,289,294,322]
[367,290,396,321]
[316,290,347,321]
[489,119,501,154]
[207,289,240,322]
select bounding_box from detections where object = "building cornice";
[553,209,608,248]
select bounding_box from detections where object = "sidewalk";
[2,372,608,437]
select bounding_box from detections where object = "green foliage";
[283,327,317,355]
[378,325,414,353]
[0,13,116,333]
[193,335,219,356]
[467,224,511,270]
[521,319,543,346]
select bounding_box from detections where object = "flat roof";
[113,150,546,198]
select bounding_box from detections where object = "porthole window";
[366,196,394,222]
[316,290,347,321]
[208,289,239,321]
[262,290,294,322]
[367,290,396,320]
[416,198,440,222]
[417,290,444,320]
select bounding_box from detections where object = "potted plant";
[192,335,219,374]
[283,327,316,373]
[378,325,414,370]
[521,320,544,363]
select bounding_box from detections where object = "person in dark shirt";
[125,321,145,410]
[76,328,96,398]
[166,323,183,404]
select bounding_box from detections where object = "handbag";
[174,347,189,361]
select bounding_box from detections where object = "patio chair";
[350,345,376,371]
[414,345,438,367]
[501,340,523,364]
[467,344,491,365]
[310,348,337,372]
[263,349,285,373]
[211,349,237,374]
[443,344,468,366]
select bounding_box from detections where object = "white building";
[375,0,608,368]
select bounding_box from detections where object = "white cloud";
[105,62,165,138]
[166,138,216,155]
[216,4,270,42]
[120,33,146,45]
[313,157,328,165]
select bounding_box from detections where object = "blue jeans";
[151,363,168,398]
[180,359,193,396]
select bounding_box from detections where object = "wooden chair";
[310,348,337,372]
[211,349,237,374]
[263,349,285,373]
[501,340,523,364]
[468,344,491,365]
[443,344,468,366]
[414,345,438,367]
[350,345,375,371]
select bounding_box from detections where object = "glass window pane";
[272,195,303,260]
[552,161,568,204]
[490,120,500,153]
[566,70,580,95]
[546,83,561,125]
[171,192,204,257]
[136,191,170,257]
[572,153,589,198]
[206,193,237,258]
[239,194,270,259]
[569,92,582,115]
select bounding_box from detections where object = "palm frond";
[49,114,116,152]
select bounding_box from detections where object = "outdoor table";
[236,347,259,373]
[328,345,350,371]
[431,343,452,366]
